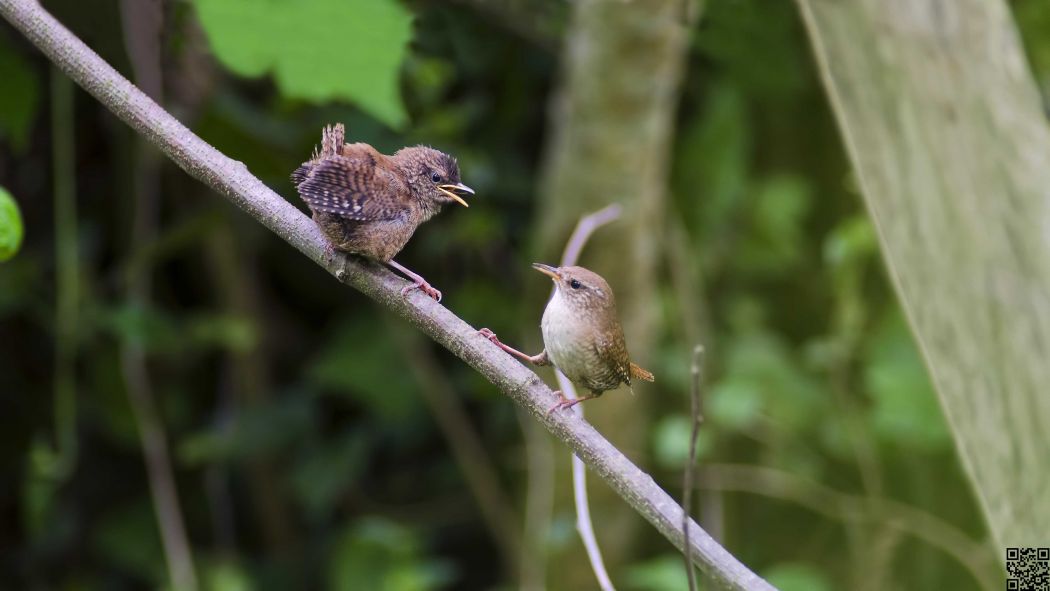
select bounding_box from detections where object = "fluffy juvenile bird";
[291,124,473,301]
[479,263,654,413]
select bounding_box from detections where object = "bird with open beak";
[479,263,654,413]
[291,123,473,301]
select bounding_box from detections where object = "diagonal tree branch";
[0,2,774,589]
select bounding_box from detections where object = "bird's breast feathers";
[541,292,624,390]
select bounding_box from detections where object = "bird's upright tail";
[292,123,347,188]
[629,362,655,382]
[320,123,345,158]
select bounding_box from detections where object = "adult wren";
[479,264,654,413]
[291,123,473,301]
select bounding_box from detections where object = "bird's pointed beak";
[438,183,474,208]
[531,263,560,281]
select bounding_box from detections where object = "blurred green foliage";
[1016,0,1050,98]
[763,563,833,591]
[0,35,37,152]
[3,0,1042,588]
[624,554,691,591]
[328,518,454,591]
[0,185,23,260]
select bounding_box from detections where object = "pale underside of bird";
[478,263,653,413]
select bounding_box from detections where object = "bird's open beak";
[531,263,560,280]
[438,183,474,208]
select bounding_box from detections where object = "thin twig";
[118,5,198,588]
[0,4,774,588]
[558,204,623,266]
[553,204,623,591]
[555,370,616,591]
[121,348,199,591]
[667,217,724,560]
[682,345,704,591]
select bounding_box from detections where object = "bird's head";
[395,146,474,212]
[532,263,616,313]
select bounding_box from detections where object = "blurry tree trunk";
[796,0,1050,551]
[535,0,695,581]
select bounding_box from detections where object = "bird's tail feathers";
[630,362,655,382]
[296,123,347,188]
[290,164,310,188]
[320,123,345,158]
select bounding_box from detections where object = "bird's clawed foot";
[387,260,442,302]
[401,278,442,302]
[477,327,503,346]
[322,242,336,263]
[546,392,598,415]
[547,391,579,416]
[478,329,549,366]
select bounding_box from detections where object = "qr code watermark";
[1007,548,1049,591]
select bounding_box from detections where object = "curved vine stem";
[553,204,623,591]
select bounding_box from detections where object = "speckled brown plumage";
[291,124,472,300]
[478,264,654,413]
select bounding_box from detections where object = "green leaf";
[0,39,39,152]
[0,257,39,316]
[1016,0,1050,94]
[864,311,950,451]
[709,378,763,429]
[204,560,253,591]
[652,415,713,469]
[328,518,453,591]
[0,186,24,261]
[625,554,693,591]
[823,214,876,269]
[193,0,413,127]
[291,430,368,518]
[763,563,833,591]
[696,0,808,98]
[179,397,314,465]
[818,418,856,461]
[674,83,750,244]
[307,317,419,419]
[736,174,813,275]
[92,502,166,584]
[23,438,62,538]
[187,312,258,352]
[96,301,180,351]
[712,329,828,431]
[97,303,259,354]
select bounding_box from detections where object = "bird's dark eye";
[569,279,582,289]
[431,171,443,183]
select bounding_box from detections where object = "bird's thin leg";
[547,392,600,416]
[387,259,442,302]
[477,328,549,365]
